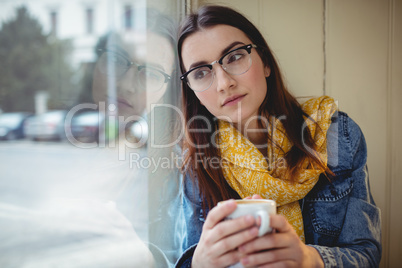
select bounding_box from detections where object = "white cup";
[218,199,276,268]
[218,199,276,236]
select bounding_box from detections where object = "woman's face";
[181,25,270,128]
[92,31,174,120]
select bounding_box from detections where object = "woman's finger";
[238,214,294,252]
[204,214,257,248]
[203,200,237,230]
[239,232,293,254]
[210,225,260,256]
[258,260,297,268]
[211,249,243,268]
[240,248,294,267]
[269,214,293,233]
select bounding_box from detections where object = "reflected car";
[0,112,33,140]
[70,111,104,143]
[24,110,68,141]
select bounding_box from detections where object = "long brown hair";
[178,5,331,210]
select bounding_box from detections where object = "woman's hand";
[192,200,260,268]
[237,195,324,268]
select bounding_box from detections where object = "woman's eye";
[193,69,210,80]
[102,52,127,66]
[226,51,246,64]
[110,55,127,66]
[143,69,160,80]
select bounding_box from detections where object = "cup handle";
[256,211,271,237]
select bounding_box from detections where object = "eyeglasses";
[180,44,257,92]
[97,48,171,92]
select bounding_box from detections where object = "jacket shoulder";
[327,111,366,172]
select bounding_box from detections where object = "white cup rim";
[218,199,277,207]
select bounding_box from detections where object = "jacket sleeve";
[175,172,204,268]
[309,113,382,267]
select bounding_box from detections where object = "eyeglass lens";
[186,47,252,92]
[98,51,166,91]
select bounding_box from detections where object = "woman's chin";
[117,105,145,122]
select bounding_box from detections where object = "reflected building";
[0,0,147,68]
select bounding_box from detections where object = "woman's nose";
[117,67,139,93]
[214,65,236,92]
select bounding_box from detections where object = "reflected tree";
[0,6,74,112]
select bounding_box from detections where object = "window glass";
[124,5,133,30]
[50,10,58,35]
[0,1,184,267]
[86,8,94,34]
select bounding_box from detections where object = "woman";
[176,5,381,268]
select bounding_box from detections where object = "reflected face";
[181,25,270,127]
[92,31,174,119]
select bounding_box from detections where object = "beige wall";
[389,1,402,265]
[190,0,402,267]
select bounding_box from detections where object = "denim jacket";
[176,112,382,268]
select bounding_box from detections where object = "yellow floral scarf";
[217,96,337,242]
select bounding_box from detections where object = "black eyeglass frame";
[180,44,257,83]
[97,48,171,84]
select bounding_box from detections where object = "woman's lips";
[116,98,133,108]
[107,96,134,109]
[222,94,247,106]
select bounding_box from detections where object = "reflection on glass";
[0,3,183,267]
[92,30,174,121]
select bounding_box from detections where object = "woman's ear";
[264,66,271,78]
